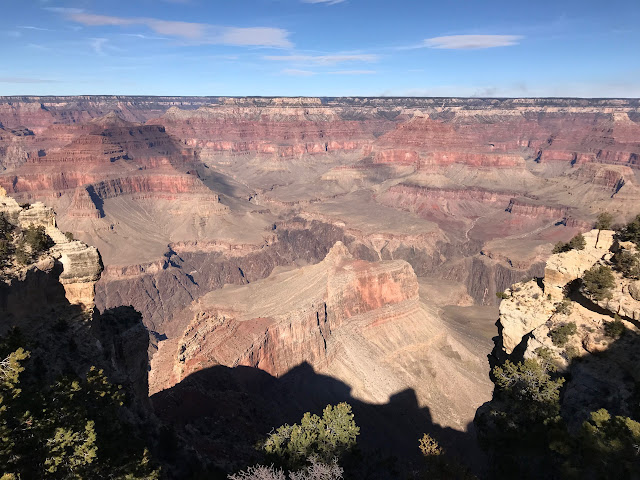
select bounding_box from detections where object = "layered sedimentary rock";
[3,96,640,474]
[151,242,493,439]
[154,242,417,387]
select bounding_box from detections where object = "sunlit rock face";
[152,242,418,387]
[150,241,493,439]
[0,192,102,309]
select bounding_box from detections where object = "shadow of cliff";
[151,361,483,478]
[477,326,640,480]
[560,328,640,429]
[0,260,150,418]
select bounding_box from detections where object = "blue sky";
[1,0,639,97]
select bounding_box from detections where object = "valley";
[2,96,640,472]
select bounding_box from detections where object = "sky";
[1,0,639,97]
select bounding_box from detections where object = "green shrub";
[0,213,14,238]
[611,250,640,279]
[264,403,359,469]
[64,231,74,241]
[582,265,616,301]
[552,241,571,254]
[0,239,10,266]
[553,234,586,254]
[23,225,52,255]
[555,299,573,315]
[550,322,577,347]
[566,345,580,360]
[492,358,565,419]
[0,344,159,479]
[594,212,614,231]
[604,316,626,338]
[496,291,509,300]
[14,243,30,265]
[568,233,586,251]
[619,214,640,246]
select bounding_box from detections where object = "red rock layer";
[505,198,569,218]
[158,244,419,390]
[153,105,393,158]
[377,184,518,216]
[376,112,640,169]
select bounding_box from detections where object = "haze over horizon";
[2,0,639,98]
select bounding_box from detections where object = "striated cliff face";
[150,240,494,443]
[152,242,418,390]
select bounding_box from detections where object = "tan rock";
[1,199,103,310]
[629,281,640,302]
[543,229,614,302]
[18,202,57,229]
[498,280,555,354]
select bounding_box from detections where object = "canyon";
[2,96,640,472]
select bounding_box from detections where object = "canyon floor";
[2,96,639,471]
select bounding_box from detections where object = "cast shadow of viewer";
[151,361,483,479]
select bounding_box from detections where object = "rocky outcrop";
[0,195,103,308]
[150,240,493,445]
[505,198,569,219]
[0,192,150,416]
[481,230,640,449]
[497,229,615,354]
[156,242,418,390]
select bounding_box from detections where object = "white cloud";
[424,35,523,50]
[59,12,293,48]
[264,54,378,65]
[18,26,52,31]
[44,7,84,14]
[219,27,293,48]
[121,33,168,40]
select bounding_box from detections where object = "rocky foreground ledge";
[489,227,640,428]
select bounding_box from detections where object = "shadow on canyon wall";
[151,361,484,478]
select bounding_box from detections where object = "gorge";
[2,96,640,477]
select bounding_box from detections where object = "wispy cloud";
[18,26,52,31]
[90,37,108,55]
[424,35,523,49]
[121,33,169,40]
[265,53,378,65]
[60,12,293,48]
[281,68,376,76]
[44,7,83,14]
